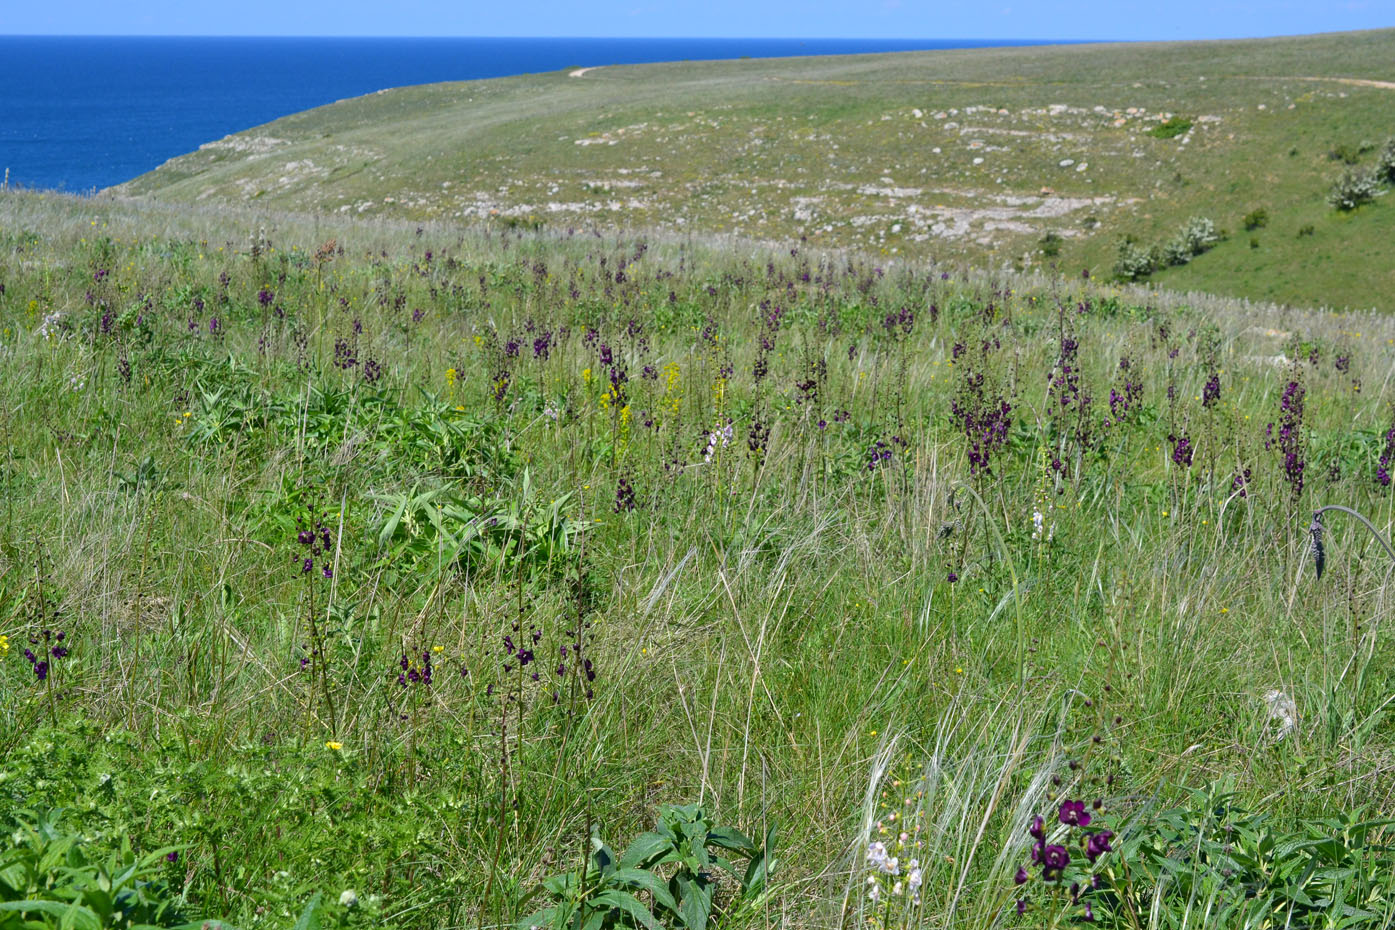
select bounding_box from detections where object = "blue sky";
[2,0,1392,39]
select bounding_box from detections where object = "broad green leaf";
[591,890,661,930]
[619,833,673,869]
[291,892,323,930]
[609,868,678,913]
[706,827,755,855]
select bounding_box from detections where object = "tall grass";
[1,190,1394,928]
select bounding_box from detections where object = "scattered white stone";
[1059,159,1075,167]
[972,157,985,165]
[1076,162,1088,172]
[911,108,923,118]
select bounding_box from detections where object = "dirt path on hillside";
[569,67,601,78]
[1294,76,1395,90]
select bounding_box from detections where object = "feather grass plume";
[1307,505,1395,581]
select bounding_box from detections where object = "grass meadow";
[2,189,1395,928]
[111,28,1395,312]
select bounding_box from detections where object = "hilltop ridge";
[112,28,1395,310]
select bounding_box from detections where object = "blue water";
[0,36,1090,193]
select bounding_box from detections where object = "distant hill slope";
[112,29,1395,310]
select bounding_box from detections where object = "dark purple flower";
[1085,830,1114,863]
[1058,800,1091,828]
[1039,844,1070,881]
[1168,433,1194,468]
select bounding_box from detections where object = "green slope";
[113,29,1395,310]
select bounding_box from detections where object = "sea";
[0,36,1081,194]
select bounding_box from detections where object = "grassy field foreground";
[2,191,1395,928]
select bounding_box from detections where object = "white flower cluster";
[865,838,921,904]
[38,311,65,341]
[703,422,733,462]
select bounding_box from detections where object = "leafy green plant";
[1243,207,1269,230]
[0,810,213,930]
[374,470,584,582]
[1102,788,1395,928]
[518,805,775,930]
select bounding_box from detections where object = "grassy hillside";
[111,29,1395,310]
[4,189,1395,928]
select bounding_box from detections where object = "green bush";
[1176,216,1219,254]
[1376,138,1395,185]
[1328,141,1374,164]
[1159,238,1193,267]
[1242,207,1268,230]
[1149,117,1192,139]
[1328,168,1382,210]
[1113,239,1156,280]
[1039,231,1062,258]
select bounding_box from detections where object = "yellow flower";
[432,645,444,653]
[325,741,343,751]
[0,634,8,656]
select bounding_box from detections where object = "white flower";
[38,312,64,340]
[892,880,903,896]
[867,841,889,869]
[866,876,881,903]
[338,889,358,908]
[1032,510,1045,539]
[1264,690,1297,741]
[907,861,923,895]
